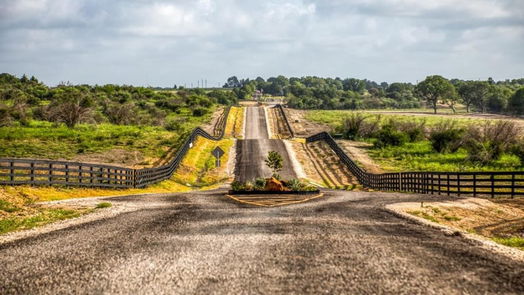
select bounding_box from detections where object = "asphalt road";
[1,190,523,294]
[235,106,297,182]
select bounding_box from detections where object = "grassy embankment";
[224,106,244,138]
[305,110,523,172]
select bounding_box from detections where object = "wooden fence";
[274,104,295,138]
[0,107,230,189]
[307,132,524,197]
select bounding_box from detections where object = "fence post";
[133,169,137,188]
[457,173,461,197]
[491,174,495,198]
[9,161,14,182]
[511,174,515,199]
[49,163,53,183]
[65,164,69,183]
[473,174,476,197]
[447,174,450,196]
[30,162,35,182]
[79,165,82,183]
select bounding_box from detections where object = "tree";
[265,151,283,178]
[508,87,524,115]
[415,75,456,114]
[458,81,490,113]
[49,88,93,128]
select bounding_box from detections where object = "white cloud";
[0,0,522,85]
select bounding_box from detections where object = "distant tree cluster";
[223,75,524,115]
[0,73,237,128]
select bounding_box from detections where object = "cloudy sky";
[0,0,523,87]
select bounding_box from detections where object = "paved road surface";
[1,191,523,294]
[235,106,297,182]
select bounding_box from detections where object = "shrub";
[341,113,366,140]
[254,178,266,190]
[511,141,524,166]
[192,107,208,117]
[231,181,245,191]
[164,118,184,132]
[428,121,464,153]
[396,120,426,142]
[96,202,112,209]
[286,179,302,191]
[374,125,408,148]
[463,121,520,163]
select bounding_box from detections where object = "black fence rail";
[275,104,295,138]
[0,107,231,189]
[307,132,524,197]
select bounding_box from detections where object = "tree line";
[0,73,237,128]
[223,75,524,115]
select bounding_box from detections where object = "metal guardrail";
[0,107,231,189]
[307,132,524,197]
[274,104,295,138]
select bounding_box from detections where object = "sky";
[0,0,523,87]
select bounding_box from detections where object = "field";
[0,107,215,167]
[305,109,524,130]
[302,109,524,172]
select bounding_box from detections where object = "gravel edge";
[384,203,524,262]
[0,192,182,245]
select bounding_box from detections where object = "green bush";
[374,125,408,148]
[96,202,112,209]
[231,181,245,191]
[397,121,426,142]
[511,142,524,166]
[254,178,267,190]
[192,108,208,116]
[428,121,464,153]
[464,121,520,164]
[286,179,302,191]
[340,113,366,140]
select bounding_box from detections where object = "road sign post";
[212,146,225,168]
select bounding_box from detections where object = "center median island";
[226,177,322,207]
[227,150,321,206]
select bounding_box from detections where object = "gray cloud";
[0,0,523,86]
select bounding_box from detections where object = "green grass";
[0,200,19,213]
[96,202,112,209]
[0,208,86,234]
[0,112,211,162]
[367,141,523,172]
[492,237,524,250]
[305,110,493,131]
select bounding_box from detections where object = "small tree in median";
[265,151,283,179]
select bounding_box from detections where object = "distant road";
[235,106,297,182]
[1,191,523,294]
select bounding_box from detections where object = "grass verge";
[406,198,524,251]
[224,106,244,138]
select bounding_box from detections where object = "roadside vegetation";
[224,106,244,138]
[173,136,234,187]
[0,73,236,165]
[306,111,524,172]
